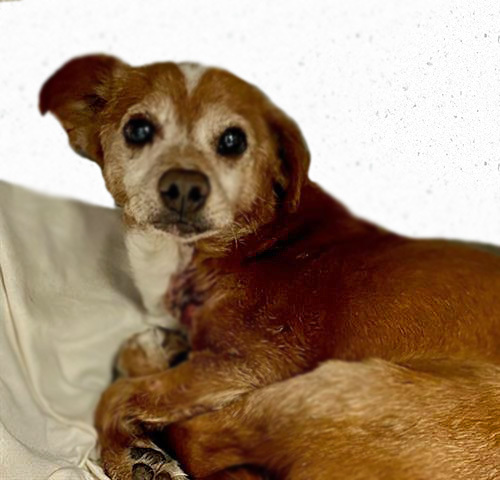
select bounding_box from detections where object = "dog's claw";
[130,447,166,465]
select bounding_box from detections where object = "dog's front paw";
[100,441,188,480]
[114,328,189,379]
[129,445,187,480]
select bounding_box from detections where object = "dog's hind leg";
[166,358,500,480]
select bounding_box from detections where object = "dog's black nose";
[158,169,210,214]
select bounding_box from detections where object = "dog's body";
[40,55,500,480]
[183,182,500,365]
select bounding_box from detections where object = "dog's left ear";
[39,54,127,166]
[266,107,311,212]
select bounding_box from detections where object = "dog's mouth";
[152,215,212,238]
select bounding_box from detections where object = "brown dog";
[40,55,500,480]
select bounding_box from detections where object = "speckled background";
[1,0,499,243]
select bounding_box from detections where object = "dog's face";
[40,55,310,244]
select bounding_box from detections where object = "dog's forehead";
[177,62,208,96]
[118,62,264,124]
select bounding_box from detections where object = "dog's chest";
[164,257,218,331]
[125,228,193,323]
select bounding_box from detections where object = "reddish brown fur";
[40,55,500,480]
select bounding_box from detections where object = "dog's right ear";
[39,54,127,165]
[265,107,311,213]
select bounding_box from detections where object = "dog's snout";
[159,169,210,214]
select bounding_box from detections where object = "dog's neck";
[195,181,374,262]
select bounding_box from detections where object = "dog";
[40,55,500,480]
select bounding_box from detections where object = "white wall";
[1,0,499,243]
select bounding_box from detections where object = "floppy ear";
[39,54,127,165]
[266,108,311,212]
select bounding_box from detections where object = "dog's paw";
[114,328,189,379]
[130,445,187,480]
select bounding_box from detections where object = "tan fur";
[40,55,500,480]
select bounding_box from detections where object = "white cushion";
[0,181,160,479]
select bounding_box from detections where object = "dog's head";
[40,55,310,244]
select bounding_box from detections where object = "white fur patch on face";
[192,104,259,224]
[178,62,207,97]
[119,94,189,225]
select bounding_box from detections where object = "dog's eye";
[123,117,155,145]
[217,127,247,157]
